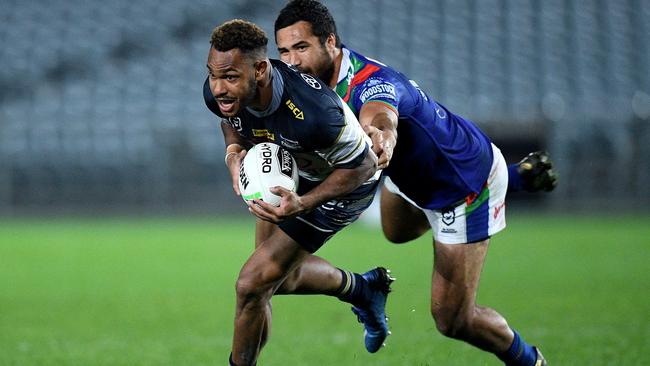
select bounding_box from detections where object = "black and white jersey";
[204,59,372,182]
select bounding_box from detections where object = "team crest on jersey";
[225,117,243,132]
[301,73,322,89]
[441,209,455,226]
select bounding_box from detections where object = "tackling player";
[272,1,550,365]
[204,19,394,366]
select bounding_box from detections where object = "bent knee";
[382,219,430,243]
[383,229,421,244]
[431,307,471,339]
[235,267,278,303]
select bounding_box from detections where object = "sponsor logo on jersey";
[260,143,273,173]
[225,117,243,132]
[441,227,457,234]
[409,79,429,101]
[434,103,447,119]
[301,73,322,89]
[285,99,304,120]
[441,209,455,226]
[494,202,505,219]
[359,81,397,103]
[279,135,302,149]
[277,148,294,178]
[252,129,275,141]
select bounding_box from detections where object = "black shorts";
[278,177,379,253]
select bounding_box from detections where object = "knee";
[235,267,275,306]
[383,227,412,244]
[383,228,429,244]
[430,305,471,340]
[381,213,430,244]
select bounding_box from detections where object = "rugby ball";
[238,142,299,207]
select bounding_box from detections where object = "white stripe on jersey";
[317,97,371,167]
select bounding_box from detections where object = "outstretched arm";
[358,101,398,169]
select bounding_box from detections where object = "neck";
[250,63,273,111]
[328,47,343,88]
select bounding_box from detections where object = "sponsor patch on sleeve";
[358,78,398,106]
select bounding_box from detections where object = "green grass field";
[1,215,649,365]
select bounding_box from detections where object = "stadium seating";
[0,0,648,212]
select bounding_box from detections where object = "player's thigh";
[255,219,279,248]
[431,238,489,309]
[380,184,430,243]
[240,227,312,292]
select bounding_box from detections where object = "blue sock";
[497,330,538,366]
[335,269,371,307]
[507,163,524,192]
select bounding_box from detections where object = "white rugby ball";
[238,142,299,207]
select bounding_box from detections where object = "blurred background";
[1,0,649,216]
[2,2,649,365]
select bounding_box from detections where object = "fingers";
[363,124,379,136]
[377,154,390,169]
[247,200,280,223]
[230,150,248,196]
[269,186,291,196]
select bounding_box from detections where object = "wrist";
[226,143,243,154]
[296,194,315,213]
[224,151,238,166]
[224,143,244,166]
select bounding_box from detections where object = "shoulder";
[273,59,337,101]
[274,59,344,118]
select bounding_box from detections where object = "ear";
[325,33,337,49]
[254,60,268,81]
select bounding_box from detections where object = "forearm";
[300,153,377,210]
[359,102,398,139]
[221,121,246,167]
[367,111,397,138]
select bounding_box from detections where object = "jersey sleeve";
[311,96,371,169]
[352,72,400,114]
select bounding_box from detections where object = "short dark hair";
[210,19,268,59]
[274,0,341,47]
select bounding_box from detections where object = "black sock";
[335,268,371,306]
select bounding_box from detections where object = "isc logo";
[285,99,304,120]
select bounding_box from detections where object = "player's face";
[206,47,258,117]
[276,21,336,85]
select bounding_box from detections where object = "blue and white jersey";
[335,46,494,209]
[205,59,373,183]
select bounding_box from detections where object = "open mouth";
[217,98,237,114]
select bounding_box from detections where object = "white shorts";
[384,144,508,244]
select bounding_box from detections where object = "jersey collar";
[336,47,352,85]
